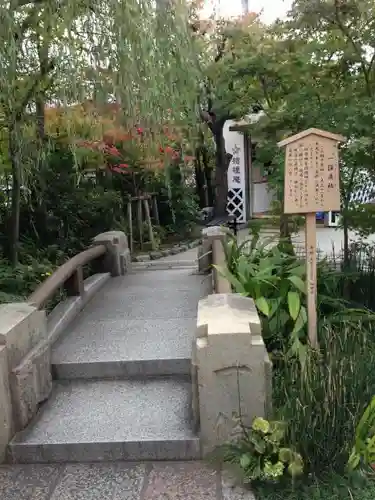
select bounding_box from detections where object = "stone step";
[9,378,200,463]
[51,315,197,380]
[52,358,192,380]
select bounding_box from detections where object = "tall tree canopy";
[205,0,375,244]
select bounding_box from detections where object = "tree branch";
[11,0,44,9]
[12,59,55,123]
[333,0,371,96]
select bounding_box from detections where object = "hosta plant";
[217,233,308,361]
[218,416,304,483]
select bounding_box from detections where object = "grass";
[272,321,375,473]
[254,472,375,499]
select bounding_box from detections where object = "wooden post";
[305,213,318,348]
[152,195,160,225]
[127,200,133,254]
[137,198,143,250]
[277,128,346,349]
[143,198,157,250]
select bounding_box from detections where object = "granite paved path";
[0,461,255,499]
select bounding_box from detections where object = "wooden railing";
[28,244,107,310]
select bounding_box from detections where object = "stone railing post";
[0,345,12,462]
[197,226,232,293]
[191,293,272,455]
[92,231,131,276]
[0,303,51,442]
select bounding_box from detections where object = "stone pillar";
[92,231,131,276]
[192,293,272,455]
[0,303,51,433]
[0,346,12,462]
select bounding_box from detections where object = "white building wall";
[224,120,247,223]
[253,182,273,214]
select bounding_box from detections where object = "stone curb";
[132,238,202,262]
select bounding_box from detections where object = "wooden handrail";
[28,244,107,309]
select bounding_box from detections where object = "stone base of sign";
[192,293,272,454]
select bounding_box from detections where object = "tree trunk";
[278,213,294,254]
[201,146,213,206]
[342,211,351,299]
[36,96,46,142]
[200,112,232,216]
[194,150,206,208]
[9,125,21,267]
[213,123,231,217]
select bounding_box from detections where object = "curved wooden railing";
[28,244,107,310]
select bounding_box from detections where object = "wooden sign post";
[277,128,345,348]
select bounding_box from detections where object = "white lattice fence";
[227,187,245,222]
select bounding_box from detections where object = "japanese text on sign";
[230,144,241,185]
[284,135,340,214]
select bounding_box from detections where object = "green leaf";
[291,308,308,335]
[249,433,267,454]
[279,447,294,463]
[237,255,250,281]
[267,297,282,318]
[287,264,306,277]
[255,296,270,317]
[240,453,252,469]
[287,291,300,320]
[214,266,247,295]
[300,305,307,323]
[347,450,361,471]
[287,458,304,477]
[288,275,306,294]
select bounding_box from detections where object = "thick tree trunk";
[213,123,231,217]
[200,111,232,216]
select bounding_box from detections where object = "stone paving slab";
[0,462,256,499]
[52,269,211,369]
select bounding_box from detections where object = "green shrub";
[0,258,55,303]
[216,417,303,483]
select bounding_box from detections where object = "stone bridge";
[0,229,271,498]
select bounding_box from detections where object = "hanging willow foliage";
[0,0,202,264]
[0,0,201,145]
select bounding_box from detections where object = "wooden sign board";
[278,128,345,349]
[278,128,345,215]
